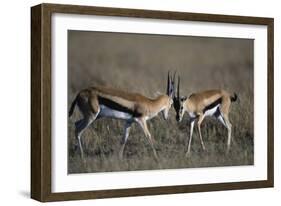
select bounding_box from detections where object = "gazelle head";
[162,71,176,120]
[173,76,187,122]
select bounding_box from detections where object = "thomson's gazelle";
[173,76,238,156]
[69,72,175,160]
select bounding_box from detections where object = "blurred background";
[68,30,253,173]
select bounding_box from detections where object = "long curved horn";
[173,71,176,85]
[177,75,180,98]
[167,71,170,95]
[172,71,176,97]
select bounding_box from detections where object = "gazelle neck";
[151,94,169,109]
[146,95,169,118]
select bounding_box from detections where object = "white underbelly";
[204,104,220,116]
[98,105,132,120]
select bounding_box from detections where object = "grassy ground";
[67,31,254,173]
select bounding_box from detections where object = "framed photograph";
[31,3,274,202]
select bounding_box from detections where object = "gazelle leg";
[186,119,195,156]
[119,120,133,159]
[75,114,97,159]
[218,112,232,153]
[73,120,82,151]
[223,115,232,153]
[75,119,84,130]
[197,114,206,151]
[217,114,227,128]
[219,99,233,153]
[137,118,159,160]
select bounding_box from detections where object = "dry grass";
[67,31,254,173]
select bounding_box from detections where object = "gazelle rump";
[173,76,238,156]
[68,72,175,160]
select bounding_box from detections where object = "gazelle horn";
[167,71,170,95]
[177,75,180,98]
[172,71,176,97]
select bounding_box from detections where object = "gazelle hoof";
[185,151,191,158]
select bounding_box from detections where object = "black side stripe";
[98,96,142,117]
[203,97,222,114]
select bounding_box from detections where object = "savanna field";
[67,31,254,173]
